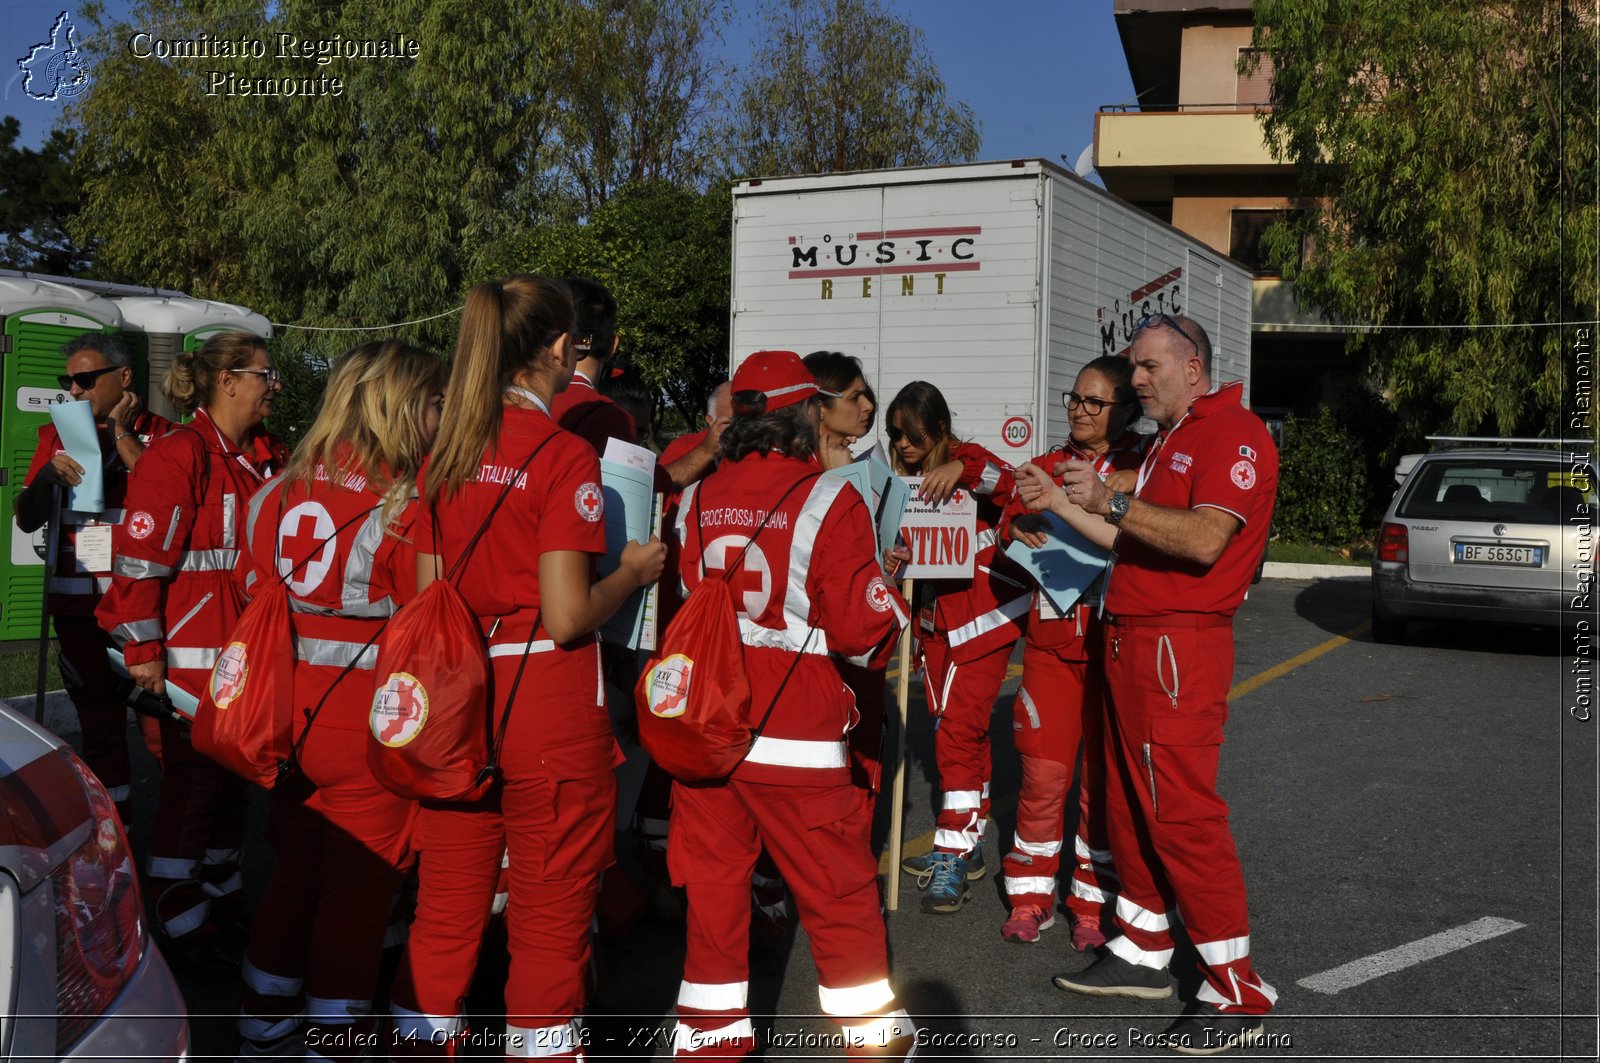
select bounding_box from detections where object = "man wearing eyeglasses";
[13,333,174,823]
[1016,313,1278,1055]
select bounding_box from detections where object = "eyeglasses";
[57,365,120,391]
[886,425,928,447]
[1063,391,1132,415]
[231,367,281,385]
[1132,313,1200,358]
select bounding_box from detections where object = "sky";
[2,0,1135,173]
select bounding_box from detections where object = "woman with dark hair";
[667,351,917,1059]
[886,380,1030,916]
[996,355,1144,947]
[388,274,665,1057]
[802,350,875,469]
[99,331,288,970]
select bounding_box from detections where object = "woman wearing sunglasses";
[996,355,1145,947]
[98,331,288,970]
[885,381,1031,915]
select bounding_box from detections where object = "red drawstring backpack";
[367,437,556,803]
[193,496,378,789]
[635,474,818,782]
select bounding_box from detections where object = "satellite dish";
[1072,143,1095,179]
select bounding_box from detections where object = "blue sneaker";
[917,853,971,914]
[901,846,986,880]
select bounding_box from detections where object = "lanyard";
[504,386,551,415]
[198,408,267,484]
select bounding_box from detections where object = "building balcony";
[1094,107,1291,202]
[1252,276,1346,334]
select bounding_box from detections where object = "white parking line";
[1297,916,1526,995]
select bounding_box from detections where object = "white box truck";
[728,159,1253,458]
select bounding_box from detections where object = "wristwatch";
[1107,491,1131,525]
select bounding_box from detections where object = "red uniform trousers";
[1100,618,1276,1015]
[668,780,914,1059]
[389,653,617,1059]
[241,668,418,1060]
[1002,637,1116,929]
[54,615,133,812]
[920,633,1009,856]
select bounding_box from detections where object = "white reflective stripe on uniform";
[1070,879,1112,904]
[305,995,372,1024]
[933,827,978,851]
[243,957,305,998]
[738,618,830,655]
[941,789,981,812]
[162,505,182,551]
[488,640,558,657]
[977,461,1003,494]
[818,978,896,1017]
[114,556,172,579]
[1074,834,1114,864]
[148,855,199,880]
[1014,836,1060,858]
[240,1011,302,1043]
[201,871,244,897]
[673,1018,754,1053]
[296,636,380,670]
[165,592,213,641]
[1194,935,1252,966]
[836,1008,916,1048]
[506,1020,583,1058]
[167,646,219,671]
[104,782,131,802]
[781,474,846,634]
[1005,875,1057,896]
[1107,934,1175,970]
[161,892,210,938]
[179,547,238,571]
[677,980,748,1010]
[975,528,997,553]
[745,736,847,769]
[1198,972,1279,1008]
[1017,687,1041,730]
[221,493,236,548]
[1116,895,1171,932]
[392,1005,462,1041]
[343,504,400,617]
[944,591,1031,648]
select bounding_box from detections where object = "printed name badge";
[1035,589,1068,623]
[74,524,114,573]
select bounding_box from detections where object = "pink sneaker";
[1001,904,1056,943]
[1071,918,1108,952]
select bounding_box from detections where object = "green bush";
[1274,404,1368,545]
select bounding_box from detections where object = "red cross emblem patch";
[127,510,156,540]
[574,482,604,523]
[866,576,893,613]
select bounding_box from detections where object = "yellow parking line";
[880,621,1369,874]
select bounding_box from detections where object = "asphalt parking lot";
[130,577,1595,1059]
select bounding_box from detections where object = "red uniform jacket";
[549,371,636,455]
[24,410,175,618]
[97,409,286,698]
[239,462,418,733]
[999,433,1147,659]
[675,453,908,786]
[921,441,1031,663]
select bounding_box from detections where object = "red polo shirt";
[549,371,636,455]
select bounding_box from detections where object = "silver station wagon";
[1371,438,1597,642]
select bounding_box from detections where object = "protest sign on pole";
[898,478,977,580]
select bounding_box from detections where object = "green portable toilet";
[114,296,274,422]
[0,277,128,644]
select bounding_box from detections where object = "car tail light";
[52,748,145,1055]
[1379,522,1410,563]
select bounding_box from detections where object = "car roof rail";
[1425,435,1596,452]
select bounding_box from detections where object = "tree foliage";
[1251,0,1598,438]
[727,0,981,177]
[0,119,93,274]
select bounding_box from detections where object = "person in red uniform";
[387,274,665,1059]
[97,331,288,969]
[884,381,1029,914]
[667,350,916,1059]
[658,382,731,499]
[232,341,446,1061]
[14,333,174,822]
[1017,313,1278,1055]
[549,277,637,452]
[996,356,1144,948]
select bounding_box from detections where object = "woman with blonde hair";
[389,274,665,1058]
[230,340,447,1060]
[99,331,288,969]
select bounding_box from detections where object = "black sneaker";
[1051,952,1173,1000]
[1157,1010,1265,1055]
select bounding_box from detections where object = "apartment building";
[1093,0,1352,411]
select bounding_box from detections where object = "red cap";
[730,350,837,411]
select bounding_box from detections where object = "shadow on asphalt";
[1290,577,1568,656]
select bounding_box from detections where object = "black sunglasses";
[1132,313,1200,358]
[886,424,928,447]
[58,365,120,391]
[1063,391,1133,415]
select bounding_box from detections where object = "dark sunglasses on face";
[886,424,927,447]
[1063,391,1132,415]
[58,365,120,391]
[1132,312,1200,358]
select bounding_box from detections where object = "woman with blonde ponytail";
[389,274,666,1058]
[231,340,446,1059]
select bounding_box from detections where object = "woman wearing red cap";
[666,351,918,1060]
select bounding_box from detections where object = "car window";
[1398,458,1595,524]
